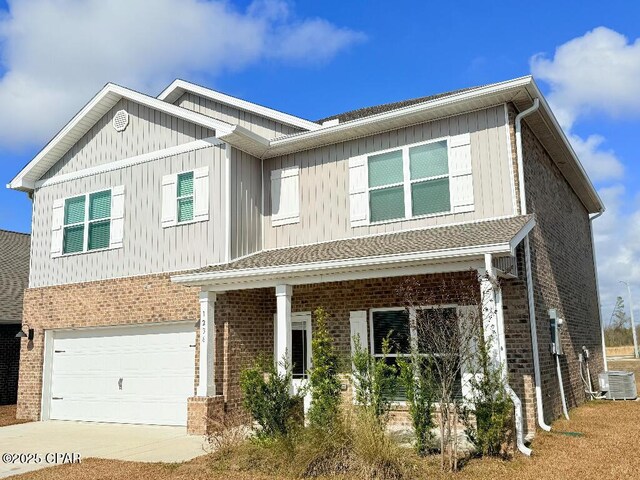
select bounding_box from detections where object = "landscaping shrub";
[351,333,397,424]
[307,307,342,430]
[239,355,303,440]
[397,355,436,456]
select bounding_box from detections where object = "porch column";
[275,284,292,377]
[197,291,216,397]
[479,253,505,368]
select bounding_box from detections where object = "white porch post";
[275,284,292,377]
[197,290,216,397]
[479,253,505,368]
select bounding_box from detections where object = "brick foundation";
[187,396,225,435]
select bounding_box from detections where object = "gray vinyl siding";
[41,98,216,180]
[230,148,262,258]
[175,92,303,139]
[29,145,227,288]
[263,106,515,249]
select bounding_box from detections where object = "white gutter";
[589,211,607,371]
[485,253,532,456]
[515,98,552,432]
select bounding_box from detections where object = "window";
[370,307,462,401]
[367,140,451,223]
[62,190,112,254]
[177,171,194,223]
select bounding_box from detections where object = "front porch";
[174,216,535,436]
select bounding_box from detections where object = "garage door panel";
[48,323,196,426]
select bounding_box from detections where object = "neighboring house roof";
[172,215,534,289]
[158,79,322,132]
[7,83,237,192]
[0,229,30,324]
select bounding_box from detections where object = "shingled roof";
[177,216,533,286]
[0,230,30,324]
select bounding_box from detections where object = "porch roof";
[172,215,534,290]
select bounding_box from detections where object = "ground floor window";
[369,307,463,401]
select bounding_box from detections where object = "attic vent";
[112,110,129,132]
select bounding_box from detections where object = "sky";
[0,0,639,322]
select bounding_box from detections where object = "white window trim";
[368,305,467,405]
[163,167,209,228]
[366,136,461,226]
[176,171,195,224]
[60,188,117,257]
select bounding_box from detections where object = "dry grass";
[606,345,636,357]
[0,405,30,428]
[10,399,640,480]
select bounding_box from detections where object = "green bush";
[308,307,342,429]
[397,355,436,456]
[239,355,303,440]
[351,334,397,424]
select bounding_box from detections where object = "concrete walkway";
[0,421,207,478]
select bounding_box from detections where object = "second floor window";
[63,190,111,254]
[367,140,451,223]
[177,171,194,223]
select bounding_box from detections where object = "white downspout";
[589,211,607,371]
[515,99,552,432]
[485,254,532,456]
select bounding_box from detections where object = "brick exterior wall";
[517,118,604,423]
[17,273,200,420]
[0,324,21,405]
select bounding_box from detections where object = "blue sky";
[0,0,639,318]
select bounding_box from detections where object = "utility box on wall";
[549,309,564,356]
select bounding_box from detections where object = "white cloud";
[593,185,640,321]
[0,0,365,147]
[529,27,640,183]
[531,26,640,129]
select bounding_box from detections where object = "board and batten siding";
[175,92,303,139]
[262,106,515,249]
[29,145,227,288]
[230,148,262,259]
[41,98,216,181]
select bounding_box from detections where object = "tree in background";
[605,296,638,347]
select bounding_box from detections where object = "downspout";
[485,253,532,456]
[515,99,552,432]
[589,211,607,371]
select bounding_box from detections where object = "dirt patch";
[9,401,640,480]
[0,405,30,428]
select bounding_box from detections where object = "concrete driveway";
[0,421,207,478]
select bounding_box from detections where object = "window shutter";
[448,133,474,213]
[349,311,368,404]
[271,166,300,226]
[193,167,210,222]
[161,173,177,228]
[50,198,65,257]
[110,185,125,249]
[348,156,368,226]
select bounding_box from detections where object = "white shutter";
[271,166,300,226]
[161,173,177,228]
[193,166,210,222]
[109,185,125,249]
[348,156,368,227]
[50,198,65,257]
[349,310,368,404]
[448,133,474,213]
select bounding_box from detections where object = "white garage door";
[47,323,196,426]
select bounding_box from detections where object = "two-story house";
[9,76,605,451]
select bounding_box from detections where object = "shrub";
[239,355,303,440]
[397,355,436,456]
[351,334,397,424]
[307,307,342,429]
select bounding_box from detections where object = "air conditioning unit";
[599,371,638,400]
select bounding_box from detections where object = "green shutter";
[411,178,450,216]
[88,220,111,250]
[178,198,194,222]
[368,150,403,187]
[409,141,448,180]
[369,186,405,222]
[64,196,85,225]
[89,190,111,220]
[177,172,194,197]
[63,225,84,254]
